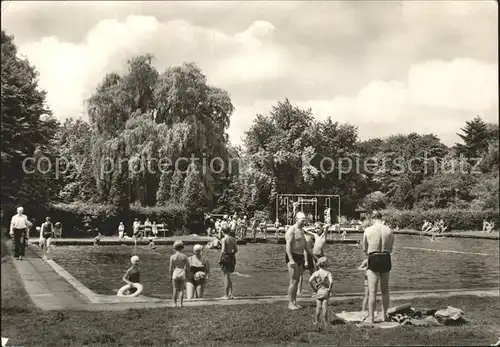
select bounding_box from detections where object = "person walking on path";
[118,222,125,239]
[10,207,31,260]
[362,211,394,324]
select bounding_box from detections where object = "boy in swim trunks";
[219,225,237,299]
[122,256,140,295]
[169,241,189,307]
[309,257,333,325]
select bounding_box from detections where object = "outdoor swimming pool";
[44,235,499,299]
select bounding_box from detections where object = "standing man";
[10,207,31,260]
[362,211,394,324]
[285,212,314,310]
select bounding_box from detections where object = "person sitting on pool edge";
[304,222,328,260]
[122,256,141,295]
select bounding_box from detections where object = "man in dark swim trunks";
[285,212,315,310]
[362,211,394,324]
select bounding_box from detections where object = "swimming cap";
[296,212,306,220]
[173,240,184,250]
[317,257,328,267]
[131,256,139,264]
[193,244,203,252]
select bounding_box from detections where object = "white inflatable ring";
[117,283,143,297]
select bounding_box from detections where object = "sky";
[1,1,498,147]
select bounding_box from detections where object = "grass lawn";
[1,253,499,347]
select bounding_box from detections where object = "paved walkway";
[11,246,499,312]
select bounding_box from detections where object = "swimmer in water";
[148,238,156,250]
[285,212,315,310]
[122,256,140,295]
[169,241,189,307]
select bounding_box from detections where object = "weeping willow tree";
[86,55,234,210]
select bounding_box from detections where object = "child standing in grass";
[169,241,189,307]
[309,257,333,325]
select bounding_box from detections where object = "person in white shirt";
[118,222,125,239]
[10,207,31,260]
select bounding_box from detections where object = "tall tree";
[86,57,234,207]
[109,139,130,212]
[1,30,58,209]
[170,169,184,203]
[455,116,491,162]
[156,169,172,206]
[181,163,206,231]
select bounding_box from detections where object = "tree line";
[1,31,498,226]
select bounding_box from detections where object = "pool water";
[45,235,499,299]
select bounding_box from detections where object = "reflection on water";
[47,235,499,299]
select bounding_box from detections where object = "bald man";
[362,211,394,324]
[285,212,314,310]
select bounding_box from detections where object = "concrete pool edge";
[36,251,500,311]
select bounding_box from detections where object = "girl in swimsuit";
[186,244,210,299]
[122,256,140,295]
[169,241,189,307]
[219,226,237,299]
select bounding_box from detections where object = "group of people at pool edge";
[121,209,393,326]
[8,207,63,260]
[285,210,394,325]
[122,223,236,307]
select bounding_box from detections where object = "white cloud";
[408,59,497,111]
[297,59,498,145]
[17,15,289,120]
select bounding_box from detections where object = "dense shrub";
[382,208,499,231]
[45,202,189,237]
